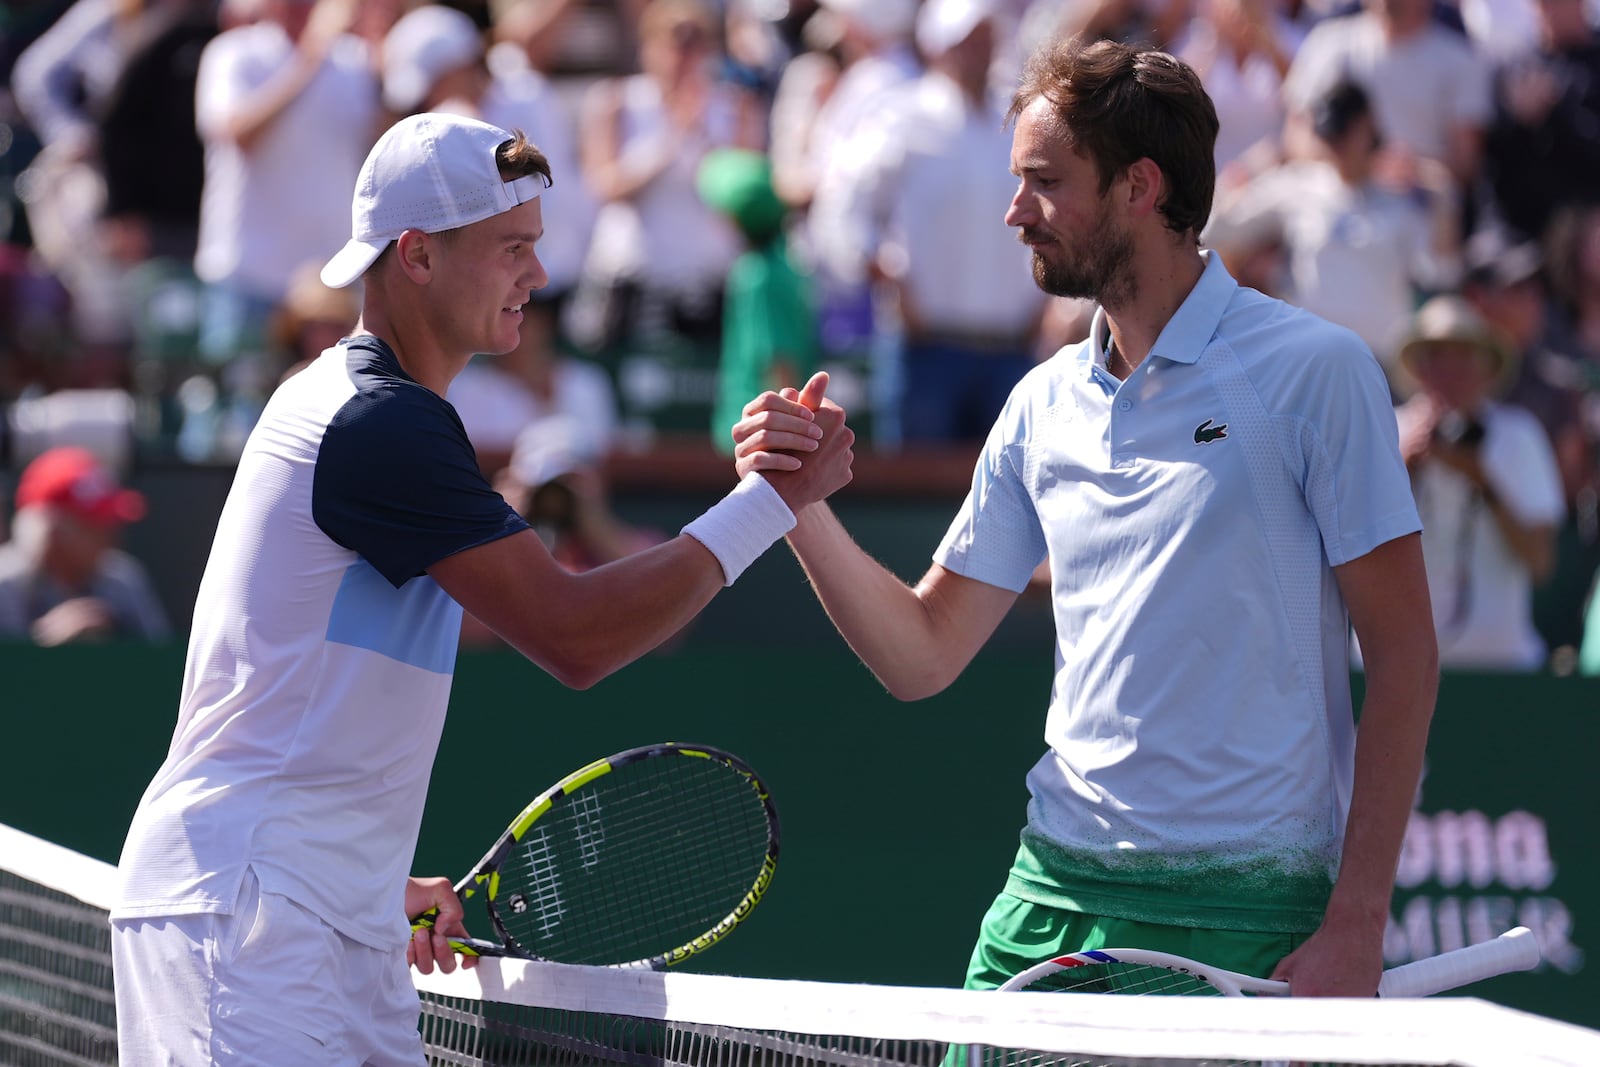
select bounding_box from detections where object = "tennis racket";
[998,925,1541,996]
[411,741,780,969]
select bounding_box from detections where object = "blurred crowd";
[3,0,1600,671]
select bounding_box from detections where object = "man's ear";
[395,229,433,284]
[1122,157,1165,221]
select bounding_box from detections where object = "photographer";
[1392,294,1565,670]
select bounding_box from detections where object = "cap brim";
[321,237,391,289]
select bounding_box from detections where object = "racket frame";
[998,925,1542,996]
[415,742,781,969]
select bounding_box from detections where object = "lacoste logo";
[1194,419,1228,444]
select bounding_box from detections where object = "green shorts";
[962,890,1310,990]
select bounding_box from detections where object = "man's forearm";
[1325,641,1438,933]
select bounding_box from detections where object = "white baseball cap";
[916,0,996,57]
[382,4,484,113]
[320,112,544,289]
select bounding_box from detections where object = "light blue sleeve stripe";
[325,560,462,675]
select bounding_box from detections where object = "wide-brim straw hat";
[1395,294,1517,395]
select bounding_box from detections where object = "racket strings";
[490,756,772,965]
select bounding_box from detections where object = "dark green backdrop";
[3,643,1595,1029]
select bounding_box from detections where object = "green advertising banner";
[2,645,1596,1030]
[1363,673,1596,1027]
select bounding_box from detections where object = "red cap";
[15,447,146,527]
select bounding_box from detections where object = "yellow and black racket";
[412,742,779,969]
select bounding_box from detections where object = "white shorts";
[110,867,425,1066]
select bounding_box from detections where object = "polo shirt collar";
[1087,250,1238,372]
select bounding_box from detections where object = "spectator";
[828,0,1047,444]
[1460,230,1600,660]
[500,415,661,573]
[1478,0,1600,246]
[1205,79,1459,378]
[1172,0,1303,183]
[0,446,170,644]
[486,0,585,82]
[788,0,919,214]
[1386,294,1565,670]
[571,0,761,359]
[11,0,193,381]
[768,4,848,213]
[386,2,594,300]
[1283,0,1492,192]
[191,0,379,392]
[457,413,667,649]
[447,297,620,475]
[696,146,818,453]
[94,0,216,270]
[791,0,921,433]
[269,258,361,381]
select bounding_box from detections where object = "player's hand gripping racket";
[968,930,1542,1067]
[411,742,780,969]
[998,925,1541,996]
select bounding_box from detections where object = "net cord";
[413,956,1600,1067]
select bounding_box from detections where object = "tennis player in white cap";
[109,112,854,1065]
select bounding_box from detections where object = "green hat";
[697,148,787,242]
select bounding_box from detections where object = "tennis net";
[5,820,1600,1067]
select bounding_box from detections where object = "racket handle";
[410,910,510,957]
[1377,926,1541,997]
[443,936,513,958]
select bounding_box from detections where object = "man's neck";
[351,310,466,397]
[1102,245,1208,372]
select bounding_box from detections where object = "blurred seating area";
[2,0,1600,671]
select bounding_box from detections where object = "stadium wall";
[3,642,1594,1028]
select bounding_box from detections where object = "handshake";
[731,372,856,515]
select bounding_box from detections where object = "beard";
[1027,214,1136,306]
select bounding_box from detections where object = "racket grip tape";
[409,909,510,957]
[1377,926,1541,997]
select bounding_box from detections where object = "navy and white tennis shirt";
[114,336,528,949]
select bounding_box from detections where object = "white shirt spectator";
[1401,399,1565,669]
[447,356,619,463]
[1204,159,1452,367]
[840,71,1046,339]
[1174,5,1305,173]
[480,44,595,295]
[802,43,923,284]
[581,73,745,293]
[10,0,123,152]
[193,22,378,301]
[1283,10,1492,164]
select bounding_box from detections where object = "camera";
[524,478,578,534]
[1433,410,1487,449]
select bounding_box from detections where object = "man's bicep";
[428,530,567,651]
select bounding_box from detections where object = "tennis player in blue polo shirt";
[733,36,1437,997]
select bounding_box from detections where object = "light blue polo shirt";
[934,252,1420,931]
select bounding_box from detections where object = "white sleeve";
[1483,406,1566,526]
[10,0,113,149]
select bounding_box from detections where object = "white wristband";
[681,472,797,586]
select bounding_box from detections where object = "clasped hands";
[732,371,855,513]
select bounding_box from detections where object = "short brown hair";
[494,128,553,187]
[1008,37,1218,239]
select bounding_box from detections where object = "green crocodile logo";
[1194,419,1228,444]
